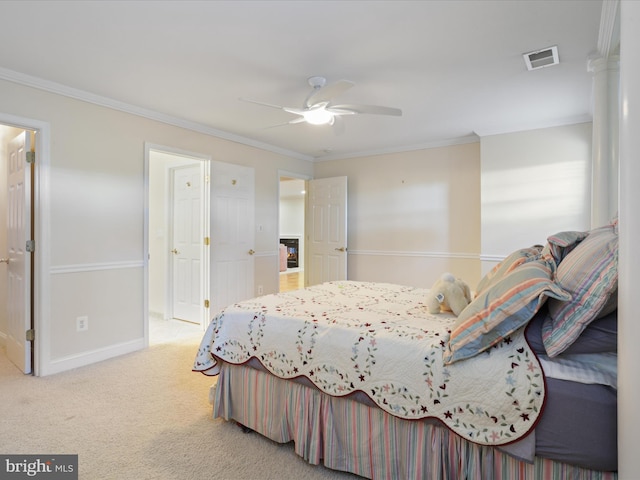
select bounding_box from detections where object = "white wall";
[479,123,592,276]
[314,142,482,289]
[0,78,313,374]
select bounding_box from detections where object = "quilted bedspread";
[193,281,545,446]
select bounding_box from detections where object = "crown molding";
[472,114,592,138]
[314,134,480,162]
[0,66,314,162]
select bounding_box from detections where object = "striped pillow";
[445,259,570,364]
[542,225,618,357]
[476,246,542,295]
[541,230,588,264]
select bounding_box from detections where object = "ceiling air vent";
[523,45,559,71]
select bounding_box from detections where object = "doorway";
[146,147,210,344]
[279,175,306,292]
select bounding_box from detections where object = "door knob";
[170,248,180,255]
[0,258,8,264]
[334,247,346,252]
[248,249,255,255]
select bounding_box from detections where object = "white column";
[618,1,640,478]
[589,55,620,228]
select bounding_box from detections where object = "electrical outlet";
[76,316,89,332]
[257,285,264,295]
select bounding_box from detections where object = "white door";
[6,131,32,373]
[210,161,255,314]
[307,176,348,286]
[170,164,204,323]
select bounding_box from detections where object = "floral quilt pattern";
[193,281,545,445]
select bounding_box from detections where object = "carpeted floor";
[0,319,357,479]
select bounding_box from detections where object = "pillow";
[542,225,618,357]
[597,288,618,319]
[526,305,617,356]
[475,246,542,295]
[445,259,571,364]
[540,230,588,265]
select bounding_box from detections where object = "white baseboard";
[41,338,146,376]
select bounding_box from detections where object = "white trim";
[473,116,593,138]
[144,142,211,162]
[278,170,312,181]
[0,66,313,162]
[259,249,480,260]
[42,338,145,376]
[314,134,480,162]
[50,261,144,275]
[480,254,506,263]
[350,249,479,260]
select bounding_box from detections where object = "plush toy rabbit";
[426,273,472,316]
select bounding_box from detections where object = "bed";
[193,222,618,480]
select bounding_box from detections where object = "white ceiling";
[0,1,604,161]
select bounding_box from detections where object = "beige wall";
[479,123,592,276]
[0,78,313,374]
[314,142,482,289]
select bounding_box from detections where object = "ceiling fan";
[240,76,402,131]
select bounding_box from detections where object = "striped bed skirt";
[211,362,617,480]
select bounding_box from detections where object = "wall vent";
[523,45,559,71]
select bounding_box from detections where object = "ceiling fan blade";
[263,117,307,130]
[282,107,306,116]
[305,80,355,108]
[288,117,307,124]
[329,104,403,116]
[239,97,299,113]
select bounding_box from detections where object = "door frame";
[0,113,51,377]
[143,143,211,343]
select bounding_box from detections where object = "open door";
[5,131,32,374]
[210,161,255,313]
[306,176,348,286]
[169,163,204,323]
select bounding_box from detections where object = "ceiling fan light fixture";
[303,108,334,125]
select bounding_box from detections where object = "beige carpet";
[0,321,357,480]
